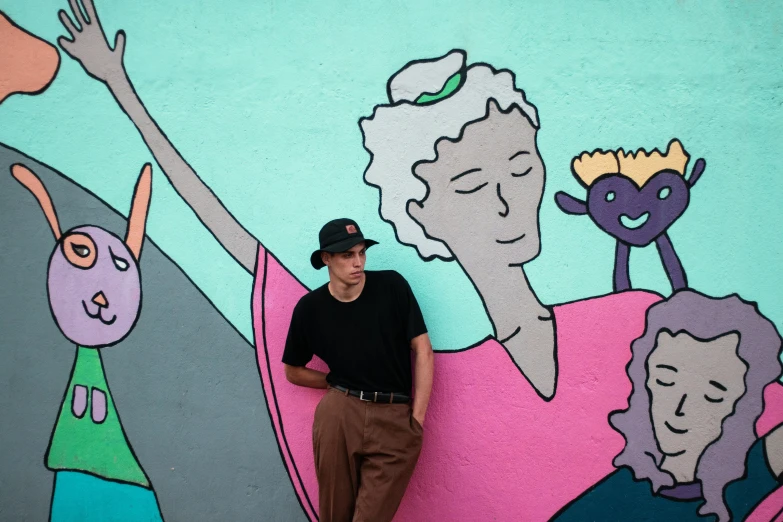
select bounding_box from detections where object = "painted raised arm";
[687,158,706,188]
[554,191,588,215]
[57,0,259,274]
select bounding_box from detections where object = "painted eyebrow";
[450,168,482,182]
[509,151,531,161]
[709,380,727,392]
[655,364,678,372]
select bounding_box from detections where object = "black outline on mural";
[255,249,319,521]
[70,384,87,419]
[384,49,468,107]
[90,386,107,424]
[47,471,57,522]
[60,231,99,271]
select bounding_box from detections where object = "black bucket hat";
[310,218,378,269]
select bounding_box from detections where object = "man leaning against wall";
[283,218,435,522]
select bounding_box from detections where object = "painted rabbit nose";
[92,291,108,308]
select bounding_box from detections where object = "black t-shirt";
[282,270,427,393]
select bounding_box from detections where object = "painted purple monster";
[10,163,163,520]
[554,139,706,292]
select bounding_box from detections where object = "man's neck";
[328,273,366,302]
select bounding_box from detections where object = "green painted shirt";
[46,346,149,488]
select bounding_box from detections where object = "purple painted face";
[586,170,689,246]
[47,225,141,348]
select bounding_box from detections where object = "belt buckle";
[358,391,377,402]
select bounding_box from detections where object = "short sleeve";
[397,273,427,342]
[282,301,314,366]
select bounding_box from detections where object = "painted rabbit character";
[10,163,163,521]
[554,139,706,293]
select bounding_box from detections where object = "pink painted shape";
[253,245,663,520]
[746,486,783,522]
[757,382,783,437]
[746,384,783,522]
[252,249,783,521]
[253,248,321,521]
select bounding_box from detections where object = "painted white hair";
[360,50,539,260]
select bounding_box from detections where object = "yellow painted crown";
[571,139,690,188]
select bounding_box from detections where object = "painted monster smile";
[620,212,649,230]
[81,300,117,325]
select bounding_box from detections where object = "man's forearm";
[412,340,434,423]
[284,365,329,389]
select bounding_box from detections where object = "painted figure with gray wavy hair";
[554,290,783,522]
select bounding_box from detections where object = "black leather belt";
[332,385,411,404]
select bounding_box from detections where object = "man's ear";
[11,163,62,240]
[320,251,331,267]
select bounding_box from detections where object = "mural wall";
[2,1,783,521]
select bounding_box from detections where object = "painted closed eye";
[71,243,91,258]
[511,166,533,178]
[656,379,675,387]
[704,395,724,403]
[109,248,130,272]
[455,182,488,195]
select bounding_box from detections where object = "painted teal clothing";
[553,439,779,521]
[51,471,162,522]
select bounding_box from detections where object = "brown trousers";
[313,387,423,522]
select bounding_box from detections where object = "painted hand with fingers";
[58,0,126,83]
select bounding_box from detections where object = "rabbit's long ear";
[11,163,62,240]
[125,163,152,261]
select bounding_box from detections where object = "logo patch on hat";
[346,225,357,234]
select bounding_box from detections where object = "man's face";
[323,242,367,286]
[409,102,544,267]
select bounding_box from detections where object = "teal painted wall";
[4,0,781,348]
